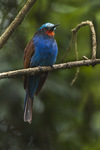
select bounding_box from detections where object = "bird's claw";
[50,65,54,68]
[38,66,42,71]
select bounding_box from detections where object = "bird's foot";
[38,66,42,71]
[50,65,54,69]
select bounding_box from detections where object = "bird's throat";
[46,30,55,36]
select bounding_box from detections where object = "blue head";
[36,23,59,37]
[39,23,58,30]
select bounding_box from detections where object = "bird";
[23,23,59,123]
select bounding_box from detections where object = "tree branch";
[0,59,100,79]
[0,0,37,49]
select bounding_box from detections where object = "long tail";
[24,76,40,123]
[24,91,33,123]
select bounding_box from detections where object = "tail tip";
[24,110,32,124]
[24,117,32,124]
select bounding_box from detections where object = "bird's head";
[37,23,59,37]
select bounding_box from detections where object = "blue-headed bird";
[23,23,59,123]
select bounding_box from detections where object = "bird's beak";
[49,23,60,31]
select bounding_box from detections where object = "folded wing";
[23,39,35,89]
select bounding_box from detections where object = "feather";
[35,73,49,95]
[24,91,33,123]
[23,39,35,89]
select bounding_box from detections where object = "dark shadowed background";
[0,0,100,149]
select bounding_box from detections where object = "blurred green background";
[0,0,100,149]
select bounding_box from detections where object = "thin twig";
[70,31,80,86]
[70,67,80,86]
[0,59,100,79]
[72,20,97,60]
[70,20,97,85]
[83,56,89,60]
[0,0,37,49]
